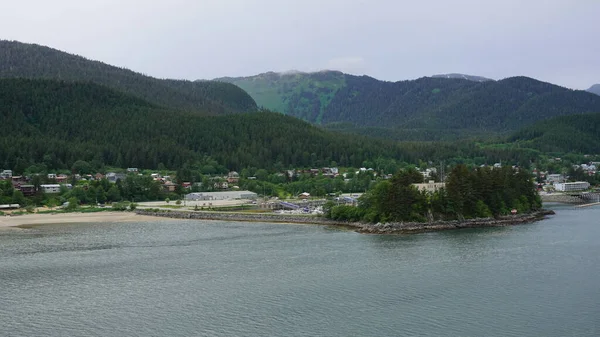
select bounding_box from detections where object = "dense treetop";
[506,112,600,154]
[326,165,542,223]
[0,79,410,172]
[0,40,258,114]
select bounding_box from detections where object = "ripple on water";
[1,211,600,337]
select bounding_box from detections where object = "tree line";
[325,165,542,223]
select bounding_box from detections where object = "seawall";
[540,193,585,204]
[135,209,555,234]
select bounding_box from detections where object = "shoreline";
[134,209,556,234]
[0,211,158,229]
[0,208,556,234]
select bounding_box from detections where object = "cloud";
[326,57,368,75]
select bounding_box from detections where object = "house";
[106,172,126,183]
[94,173,105,180]
[16,184,35,196]
[227,171,240,183]
[11,176,28,187]
[213,181,229,190]
[322,167,339,178]
[163,181,177,192]
[0,170,13,179]
[182,182,192,190]
[127,168,139,173]
[47,173,57,179]
[56,174,69,183]
[299,192,310,199]
[547,174,565,184]
[40,184,61,194]
[420,168,437,179]
[413,181,446,193]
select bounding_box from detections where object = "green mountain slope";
[216,71,346,123]
[0,79,410,171]
[217,72,600,136]
[0,40,257,114]
[506,113,600,154]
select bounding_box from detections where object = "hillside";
[217,72,600,136]
[215,71,346,124]
[0,40,257,114]
[0,79,410,172]
[587,84,600,96]
[506,113,600,154]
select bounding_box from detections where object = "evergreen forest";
[326,165,542,223]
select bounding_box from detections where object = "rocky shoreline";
[135,209,555,234]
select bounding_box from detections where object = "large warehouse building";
[185,191,258,201]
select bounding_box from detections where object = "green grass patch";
[159,205,185,209]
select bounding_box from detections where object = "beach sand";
[0,212,159,229]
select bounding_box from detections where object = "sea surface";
[1,204,599,337]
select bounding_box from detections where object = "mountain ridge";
[587,84,600,96]
[431,73,494,82]
[217,71,600,135]
[0,40,257,114]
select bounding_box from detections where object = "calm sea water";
[1,205,599,337]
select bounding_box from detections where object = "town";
[1,159,598,214]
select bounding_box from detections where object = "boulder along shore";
[135,209,555,234]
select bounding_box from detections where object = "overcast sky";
[1,0,598,89]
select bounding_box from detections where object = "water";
[1,205,599,336]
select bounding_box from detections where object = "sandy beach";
[0,212,158,229]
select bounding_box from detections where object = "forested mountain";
[0,79,410,172]
[587,84,600,96]
[431,73,493,82]
[217,71,600,138]
[506,113,600,154]
[0,40,257,114]
[1,79,554,174]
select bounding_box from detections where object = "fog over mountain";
[1,0,598,89]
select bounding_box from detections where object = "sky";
[1,0,598,89]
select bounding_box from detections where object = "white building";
[0,170,12,179]
[554,182,590,192]
[40,184,61,194]
[413,181,446,193]
[185,190,258,201]
[546,174,565,184]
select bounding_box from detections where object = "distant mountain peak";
[431,73,494,82]
[586,84,600,96]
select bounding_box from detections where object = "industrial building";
[185,191,258,201]
[554,181,590,192]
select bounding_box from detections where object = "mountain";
[0,78,410,172]
[215,70,346,124]
[587,84,600,96]
[216,72,600,137]
[506,112,600,154]
[431,73,493,82]
[0,40,257,114]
